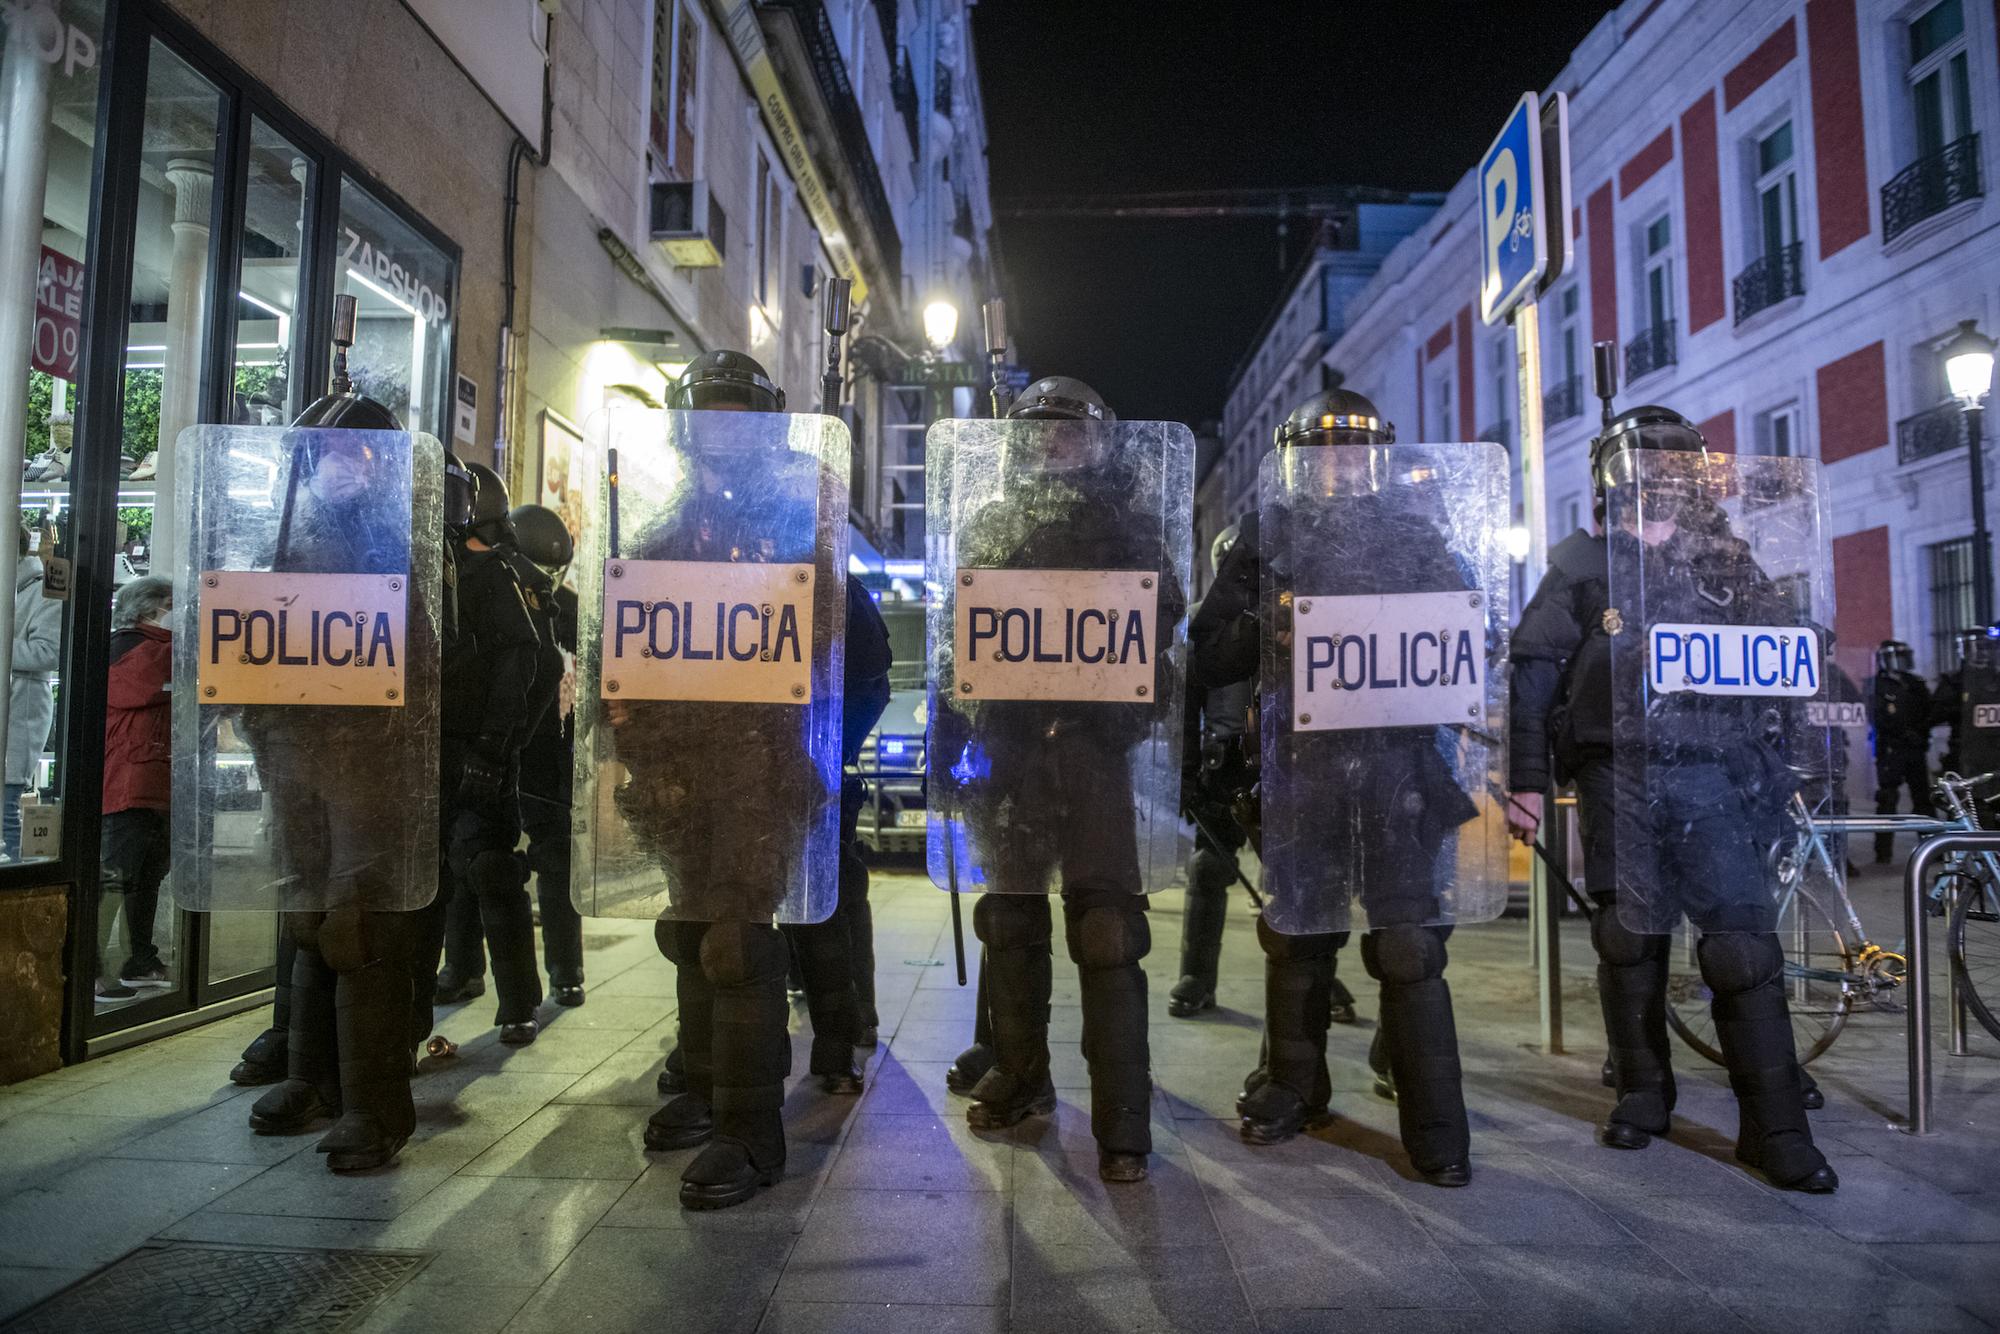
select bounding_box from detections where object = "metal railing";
[1543,375,1583,425]
[1732,240,1805,324]
[1883,133,1983,245]
[1898,400,1972,465]
[891,47,918,150]
[1625,319,1678,381]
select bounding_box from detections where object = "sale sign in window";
[33,245,84,382]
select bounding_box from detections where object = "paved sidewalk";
[0,866,1995,1333]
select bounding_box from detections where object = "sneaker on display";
[130,451,158,481]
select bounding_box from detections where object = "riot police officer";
[616,349,846,1209]
[507,504,585,1005]
[927,376,1189,1184]
[1193,389,1487,1186]
[1508,397,1837,1193]
[1958,626,2000,791]
[1869,640,1934,863]
[427,464,543,1043]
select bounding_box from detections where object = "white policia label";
[602,560,815,704]
[1974,704,2000,729]
[1806,701,1867,727]
[198,571,406,707]
[1290,590,1486,732]
[1647,623,1820,696]
[953,568,1157,703]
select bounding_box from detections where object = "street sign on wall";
[1479,92,1548,325]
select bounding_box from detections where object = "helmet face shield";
[670,350,785,414]
[1877,640,1915,675]
[443,454,475,532]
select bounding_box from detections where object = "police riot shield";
[170,425,443,912]
[1256,443,1512,936]
[1607,450,1836,935]
[572,407,849,925]
[1959,633,2000,782]
[925,418,1195,896]
[1803,655,1869,873]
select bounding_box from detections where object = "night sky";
[970,0,1616,426]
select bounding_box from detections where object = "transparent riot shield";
[170,425,443,912]
[1802,656,1870,875]
[1607,450,1836,935]
[572,406,849,925]
[1256,443,1512,936]
[925,418,1195,896]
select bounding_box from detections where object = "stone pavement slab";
[0,867,1994,1333]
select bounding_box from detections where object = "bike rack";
[1901,831,2000,1135]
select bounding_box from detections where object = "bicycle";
[1924,772,2000,1043]
[1663,785,1921,1068]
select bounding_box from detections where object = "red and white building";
[1208,0,2000,681]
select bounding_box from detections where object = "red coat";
[103,623,171,814]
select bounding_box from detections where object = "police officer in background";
[1931,630,1979,775]
[507,504,585,1004]
[837,575,895,1047]
[425,464,543,1043]
[1508,392,1837,1193]
[1958,625,2000,792]
[1192,389,1488,1185]
[1868,639,1933,863]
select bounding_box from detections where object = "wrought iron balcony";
[1882,133,1983,245]
[1625,320,1677,382]
[1898,400,1974,465]
[1543,375,1583,425]
[1732,240,1805,324]
[892,47,918,150]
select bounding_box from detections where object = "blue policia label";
[1647,623,1820,697]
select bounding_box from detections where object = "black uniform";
[243,471,436,1167]
[1170,663,1252,1014]
[1961,650,2000,792]
[933,474,1182,1160]
[1196,490,1475,1171]
[1869,667,1934,862]
[516,560,582,989]
[1511,524,1832,1187]
[427,543,542,1027]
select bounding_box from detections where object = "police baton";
[1501,790,1595,919]
[1182,800,1264,909]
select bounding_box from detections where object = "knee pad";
[655,918,698,965]
[468,849,527,898]
[973,893,1053,951]
[700,920,786,988]
[1695,931,1783,996]
[1591,907,1668,968]
[1066,903,1149,971]
[1189,848,1235,896]
[1361,924,1446,986]
[1256,916,1342,963]
[313,904,373,972]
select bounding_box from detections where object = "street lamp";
[923,299,959,355]
[1945,319,1997,622]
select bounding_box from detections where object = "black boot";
[232,1028,288,1088]
[1365,926,1470,1185]
[1067,900,1153,1172]
[1240,920,1336,1145]
[1701,934,1837,1193]
[645,1093,714,1151]
[658,1045,688,1097]
[946,957,996,1095]
[1169,847,1230,1018]
[249,937,340,1133]
[680,922,789,1210]
[966,897,1055,1132]
[782,917,864,1093]
[320,920,417,1173]
[1592,906,1676,1150]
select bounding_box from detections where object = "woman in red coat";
[97,576,173,998]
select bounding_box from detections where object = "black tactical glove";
[456,742,508,807]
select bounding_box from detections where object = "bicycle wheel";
[1665,891,1852,1066]
[1947,866,2000,1043]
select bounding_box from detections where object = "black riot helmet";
[1956,627,1985,670]
[1274,387,1394,449]
[670,349,785,413]
[1590,404,1707,498]
[464,461,513,547]
[1005,375,1113,423]
[1211,521,1243,574]
[508,503,574,575]
[443,451,475,533]
[1973,622,2000,672]
[1876,639,1916,675]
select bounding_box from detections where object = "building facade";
[0,0,994,1077]
[1206,0,2000,684]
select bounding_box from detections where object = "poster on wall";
[539,410,589,589]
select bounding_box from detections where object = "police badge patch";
[1602,607,1624,636]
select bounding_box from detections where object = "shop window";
[335,177,454,439]
[650,0,702,182]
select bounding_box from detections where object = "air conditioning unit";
[650,180,727,268]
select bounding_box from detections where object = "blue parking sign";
[1479,92,1548,325]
